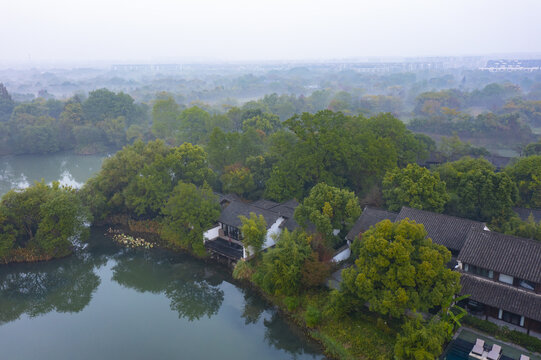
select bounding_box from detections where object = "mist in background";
[2,0,541,66]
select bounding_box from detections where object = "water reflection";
[264,312,320,356]
[240,288,266,325]
[0,153,105,195]
[0,251,104,324]
[111,251,225,321]
[0,229,323,359]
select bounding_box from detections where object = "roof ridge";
[363,206,397,213]
[468,227,541,247]
[399,206,486,225]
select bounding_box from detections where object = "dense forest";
[1,66,541,157]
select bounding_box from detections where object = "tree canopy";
[239,212,267,256]
[383,163,449,213]
[505,155,541,208]
[341,219,460,318]
[0,181,91,262]
[160,182,220,256]
[394,315,451,360]
[264,111,429,201]
[252,229,313,296]
[294,183,361,248]
[81,140,215,220]
[435,157,518,221]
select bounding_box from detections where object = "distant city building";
[111,64,182,73]
[481,60,541,72]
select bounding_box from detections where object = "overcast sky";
[2,0,541,65]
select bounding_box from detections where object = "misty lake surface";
[0,154,324,360]
[0,152,106,196]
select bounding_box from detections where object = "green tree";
[178,106,212,144]
[394,315,451,360]
[382,163,449,213]
[242,113,281,134]
[264,111,424,201]
[97,115,126,148]
[436,158,518,221]
[123,142,214,217]
[0,83,15,122]
[491,214,541,242]
[0,209,17,259]
[0,181,91,261]
[220,165,256,198]
[81,140,214,220]
[166,142,215,186]
[294,183,361,248]
[206,127,265,172]
[439,134,489,159]
[60,101,84,127]
[80,139,171,219]
[342,219,460,318]
[160,182,220,256]
[35,186,91,256]
[252,229,312,296]
[82,88,136,125]
[239,212,267,256]
[524,141,541,157]
[505,155,541,208]
[151,97,181,142]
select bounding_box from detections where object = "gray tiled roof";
[458,229,541,284]
[270,200,301,232]
[460,273,541,322]
[345,207,397,242]
[218,199,301,231]
[251,199,281,210]
[218,201,282,229]
[395,207,486,253]
[513,207,541,223]
[215,192,242,205]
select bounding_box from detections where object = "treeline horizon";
[0,76,540,157]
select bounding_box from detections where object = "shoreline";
[0,217,383,359]
[102,221,344,359]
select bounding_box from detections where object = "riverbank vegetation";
[0,181,91,263]
[234,219,461,359]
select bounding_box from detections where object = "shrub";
[232,260,253,280]
[376,318,392,334]
[284,296,300,312]
[301,252,332,289]
[310,331,352,360]
[305,305,322,328]
[462,315,499,333]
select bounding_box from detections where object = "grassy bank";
[246,285,397,360]
[0,246,70,264]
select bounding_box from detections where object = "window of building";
[464,264,493,279]
[465,299,486,315]
[499,273,514,285]
[519,279,536,291]
[499,309,524,327]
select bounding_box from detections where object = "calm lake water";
[0,152,106,196]
[0,154,325,360]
